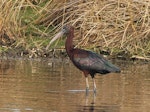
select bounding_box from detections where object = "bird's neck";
[65,30,74,57]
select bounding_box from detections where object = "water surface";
[0,58,149,112]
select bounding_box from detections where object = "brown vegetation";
[0,0,150,60]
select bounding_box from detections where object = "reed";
[0,0,150,59]
[0,0,52,57]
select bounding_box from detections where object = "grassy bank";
[0,0,150,60]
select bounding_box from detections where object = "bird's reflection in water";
[81,92,96,112]
[78,92,119,112]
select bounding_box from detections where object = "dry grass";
[0,0,53,57]
[0,0,150,59]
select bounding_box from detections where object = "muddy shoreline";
[0,48,149,63]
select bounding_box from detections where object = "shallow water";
[0,58,149,112]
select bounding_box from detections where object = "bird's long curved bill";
[46,31,64,50]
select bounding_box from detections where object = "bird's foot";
[93,88,96,95]
[86,87,89,96]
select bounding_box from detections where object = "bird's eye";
[62,26,69,33]
[62,28,66,33]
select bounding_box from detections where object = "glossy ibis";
[47,25,121,93]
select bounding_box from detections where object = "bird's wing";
[72,49,119,74]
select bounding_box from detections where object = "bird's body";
[70,49,120,77]
[48,25,121,93]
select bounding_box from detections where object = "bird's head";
[46,25,74,49]
[62,25,74,35]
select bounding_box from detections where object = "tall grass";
[0,0,54,57]
[0,0,150,59]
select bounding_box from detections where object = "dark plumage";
[47,25,121,93]
[72,49,120,76]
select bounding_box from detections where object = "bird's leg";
[83,71,89,95]
[92,78,96,94]
[85,77,89,94]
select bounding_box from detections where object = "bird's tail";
[112,66,121,73]
[106,62,121,73]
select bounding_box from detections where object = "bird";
[46,25,121,93]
